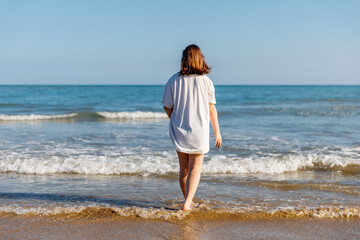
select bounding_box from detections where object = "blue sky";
[0,0,359,85]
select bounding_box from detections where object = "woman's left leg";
[182,153,204,211]
[177,151,189,197]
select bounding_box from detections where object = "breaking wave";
[97,111,167,119]
[0,111,167,121]
[0,113,77,121]
[1,146,359,175]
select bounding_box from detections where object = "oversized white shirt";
[162,73,216,154]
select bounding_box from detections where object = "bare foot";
[181,203,191,211]
[181,201,194,211]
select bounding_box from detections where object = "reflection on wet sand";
[1,214,359,240]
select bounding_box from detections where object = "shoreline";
[1,205,359,221]
[0,214,359,240]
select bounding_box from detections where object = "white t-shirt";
[162,73,216,154]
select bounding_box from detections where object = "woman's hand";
[215,132,222,148]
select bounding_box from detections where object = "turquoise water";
[0,85,359,218]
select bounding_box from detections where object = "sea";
[0,85,359,220]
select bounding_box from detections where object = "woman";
[162,44,222,211]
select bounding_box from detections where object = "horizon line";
[0,84,359,87]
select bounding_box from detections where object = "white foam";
[0,205,359,219]
[285,206,360,218]
[97,111,168,119]
[0,113,77,121]
[0,205,189,220]
[0,146,359,175]
[0,205,87,215]
[203,151,360,174]
[0,151,178,175]
[0,111,168,121]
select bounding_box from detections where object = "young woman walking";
[162,44,222,211]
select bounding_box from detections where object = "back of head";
[179,44,211,76]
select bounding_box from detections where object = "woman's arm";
[163,106,173,118]
[209,103,222,148]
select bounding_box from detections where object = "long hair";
[179,44,211,76]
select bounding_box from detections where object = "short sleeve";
[208,80,216,104]
[162,81,174,108]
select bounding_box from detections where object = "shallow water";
[0,85,359,219]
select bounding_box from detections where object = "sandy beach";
[0,213,359,240]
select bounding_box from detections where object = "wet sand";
[0,214,359,240]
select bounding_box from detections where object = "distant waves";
[0,111,168,122]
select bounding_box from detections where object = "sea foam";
[0,111,167,121]
[97,111,167,119]
[0,146,359,175]
[0,113,77,121]
[0,205,359,220]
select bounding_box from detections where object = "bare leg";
[177,151,189,198]
[182,154,204,211]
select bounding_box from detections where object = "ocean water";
[0,85,359,220]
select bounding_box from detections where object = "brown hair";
[179,44,211,76]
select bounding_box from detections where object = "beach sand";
[0,214,359,240]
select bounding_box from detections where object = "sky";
[0,0,359,85]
